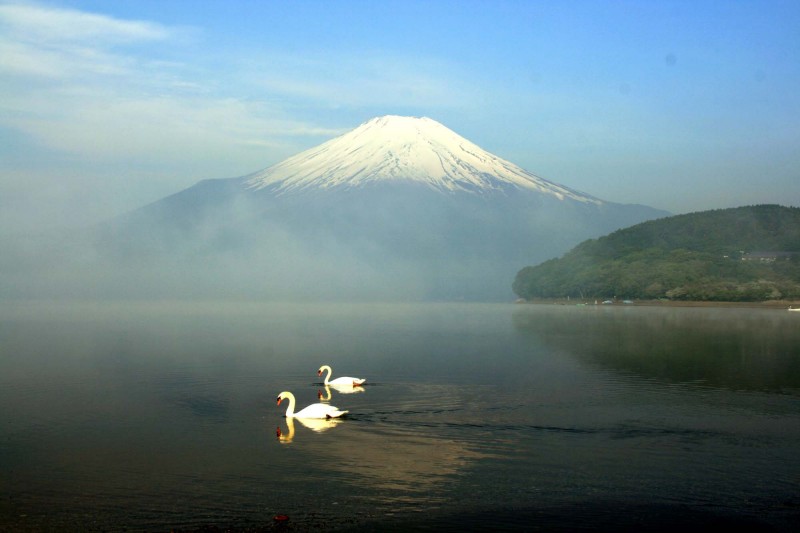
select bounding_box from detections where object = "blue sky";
[2,0,799,232]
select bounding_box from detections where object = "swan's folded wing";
[295,402,348,419]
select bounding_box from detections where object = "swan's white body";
[277,391,348,419]
[318,365,366,386]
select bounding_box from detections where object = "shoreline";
[518,298,800,309]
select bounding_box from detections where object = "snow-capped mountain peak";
[245,115,600,203]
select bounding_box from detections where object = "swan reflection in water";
[318,384,366,402]
[277,416,343,444]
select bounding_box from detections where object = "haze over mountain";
[5,116,669,301]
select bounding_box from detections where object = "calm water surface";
[1,301,799,531]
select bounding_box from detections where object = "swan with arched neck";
[277,391,348,419]
[317,365,366,386]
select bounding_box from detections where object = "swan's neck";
[321,366,332,385]
[283,393,296,418]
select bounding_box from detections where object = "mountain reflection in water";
[513,305,800,393]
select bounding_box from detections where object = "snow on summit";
[245,115,601,203]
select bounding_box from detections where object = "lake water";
[1,301,799,532]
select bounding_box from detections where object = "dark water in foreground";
[1,301,799,532]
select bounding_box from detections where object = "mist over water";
[1,301,799,531]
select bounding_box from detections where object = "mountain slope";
[73,116,671,301]
[245,115,599,201]
[512,205,800,301]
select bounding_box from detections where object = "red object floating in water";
[274,514,289,522]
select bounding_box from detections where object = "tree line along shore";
[513,205,800,303]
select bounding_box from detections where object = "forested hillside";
[512,205,800,301]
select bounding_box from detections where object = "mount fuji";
[245,115,597,200]
[92,115,669,301]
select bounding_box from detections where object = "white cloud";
[0,2,169,44]
[0,2,178,82]
[0,3,326,163]
[0,11,469,165]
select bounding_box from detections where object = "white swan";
[318,364,366,386]
[277,391,348,419]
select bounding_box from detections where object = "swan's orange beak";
[276,396,283,405]
[317,370,322,376]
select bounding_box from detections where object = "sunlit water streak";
[1,302,799,531]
